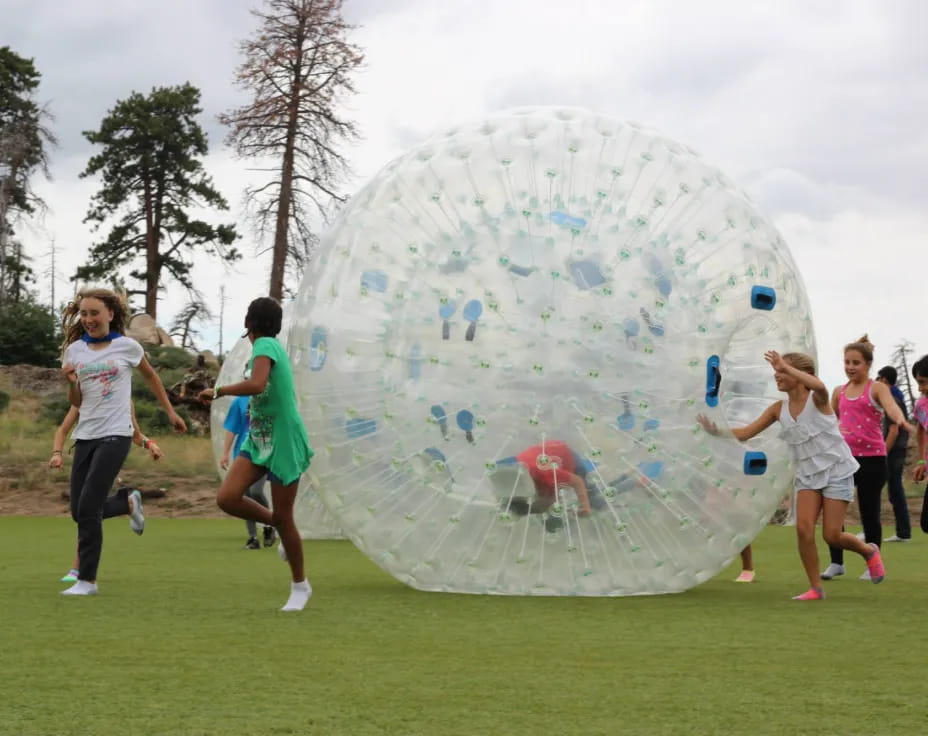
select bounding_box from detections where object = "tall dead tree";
[220,0,363,300]
[892,340,917,411]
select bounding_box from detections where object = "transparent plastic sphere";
[289,107,815,595]
[210,304,343,540]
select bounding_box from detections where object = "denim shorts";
[795,475,854,503]
[238,450,284,485]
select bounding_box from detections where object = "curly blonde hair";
[60,287,129,356]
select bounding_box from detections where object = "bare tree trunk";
[143,177,158,320]
[269,90,301,301]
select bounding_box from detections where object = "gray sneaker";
[821,563,845,580]
[128,490,145,536]
[885,535,911,542]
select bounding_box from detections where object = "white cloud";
[4,0,925,382]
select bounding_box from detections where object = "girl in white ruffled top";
[699,350,889,601]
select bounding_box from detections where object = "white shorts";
[795,475,854,503]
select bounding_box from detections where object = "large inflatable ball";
[210,305,343,540]
[288,107,815,595]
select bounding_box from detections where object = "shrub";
[0,299,59,367]
[41,396,73,424]
[144,345,196,371]
[131,399,193,436]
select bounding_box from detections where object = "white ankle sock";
[61,580,98,596]
[281,579,312,611]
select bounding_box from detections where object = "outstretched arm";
[199,356,272,401]
[137,357,187,433]
[563,472,592,515]
[873,382,915,432]
[765,351,829,405]
[698,401,780,442]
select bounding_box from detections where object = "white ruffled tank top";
[778,392,859,489]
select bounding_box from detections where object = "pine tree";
[77,83,239,321]
[0,46,55,305]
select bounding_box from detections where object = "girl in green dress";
[200,297,314,611]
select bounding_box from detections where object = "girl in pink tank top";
[823,335,912,581]
[838,380,887,456]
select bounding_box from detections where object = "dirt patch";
[0,463,226,518]
[0,364,63,397]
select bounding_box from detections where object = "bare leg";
[270,479,304,583]
[795,490,823,589]
[740,545,754,572]
[821,498,873,558]
[216,456,274,526]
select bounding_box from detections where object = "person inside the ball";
[500,440,594,516]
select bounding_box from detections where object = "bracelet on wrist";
[51,450,62,455]
[214,385,222,398]
[142,437,150,450]
[917,460,927,466]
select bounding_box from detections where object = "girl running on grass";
[199,297,314,611]
[698,350,900,601]
[60,287,186,596]
[49,404,164,582]
[822,335,912,580]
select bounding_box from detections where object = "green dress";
[239,337,313,485]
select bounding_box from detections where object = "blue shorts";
[238,450,284,485]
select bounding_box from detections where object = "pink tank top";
[838,380,887,457]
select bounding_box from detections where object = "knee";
[822,528,842,547]
[216,490,236,514]
[270,509,293,529]
[795,522,816,542]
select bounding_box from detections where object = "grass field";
[2,518,927,736]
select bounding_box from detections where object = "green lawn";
[2,518,926,736]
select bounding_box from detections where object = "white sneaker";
[61,580,98,596]
[855,532,866,540]
[885,535,911,542]
[859,569,872,581]
[821,563,845,580]
[278,543,288,562]
[128,490,145,536]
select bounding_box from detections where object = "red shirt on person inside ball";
[516,441,576,496]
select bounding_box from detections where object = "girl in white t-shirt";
[49,403,164,582]
[59,288,186,596]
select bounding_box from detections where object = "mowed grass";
[2,518,927,736]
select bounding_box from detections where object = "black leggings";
[829,455,887,565]
[70,436,133,581]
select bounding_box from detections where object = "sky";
[3,0,927,393]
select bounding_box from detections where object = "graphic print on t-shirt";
[247,377,275,455]
[78,360,120,399]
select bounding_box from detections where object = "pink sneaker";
[865,543,885,583]
[734,570,755,583]
[792,588,826,601]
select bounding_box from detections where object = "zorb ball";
[210,304,343,540]
[289,107,815,595]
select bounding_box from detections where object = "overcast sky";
[4,0,926,393]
